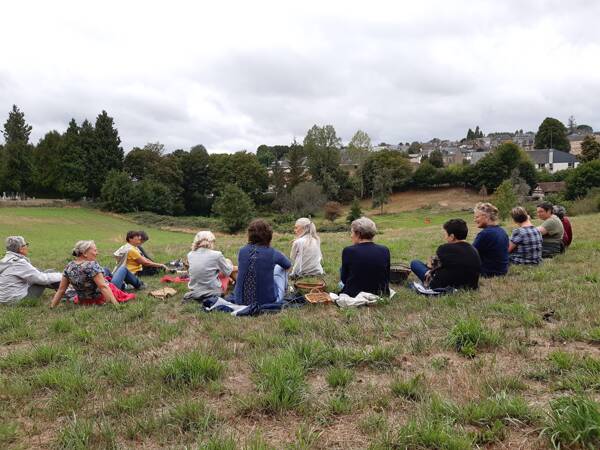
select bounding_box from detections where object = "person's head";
[294,217,319,241]
[138,230,149,243]
[350,217,377,244]
[126,230,143,246]
[510,206,530,225]
[553,205,567,220]
[72,240,97,260]
[442,219,468,243]
[5,236,28,256]
[248,219,273,246]
[536,201,554,220]
[474,202,499,228]
[192,230,216,251]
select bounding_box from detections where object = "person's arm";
[274,250,292,271]
[472,230,485,250]
[537,226,548,235]
[18,261,61,286]
[216,253,234,276]
[290,240,300,261]
[49,276,70,308]
[133,248,167,270]
[508,242,517,253]
[93,272,119,306]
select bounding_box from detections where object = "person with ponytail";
[290,218,324,279]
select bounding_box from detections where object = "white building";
[528,149,580,173]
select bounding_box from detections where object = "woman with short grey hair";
[350,217,378,240]
[184,231,237,301]
[339,217,390,297]
[0,236,62,304]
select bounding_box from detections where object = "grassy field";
[1,207,600,449]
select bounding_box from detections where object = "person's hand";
[161,264,168,270]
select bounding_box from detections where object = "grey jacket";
[0,252,62,304]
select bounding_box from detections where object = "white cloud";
[1,0,599,152]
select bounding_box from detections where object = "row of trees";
[2,106,599,226]
[0,105,123,198]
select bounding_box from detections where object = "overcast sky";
[2,0,600,153]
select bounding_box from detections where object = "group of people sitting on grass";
[0,200,572,308]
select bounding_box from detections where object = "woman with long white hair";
[290,218,324,279]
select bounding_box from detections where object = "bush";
[566,160,600,199]
[492,180,517,221]
[569,187,600,216]
[100,170,136,212]
[324,201,343,222]
[132,178,178,215]
[212,185,256,233]
[346,198,363,224]
[288,181,327,216]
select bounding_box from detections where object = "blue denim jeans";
[410,260,429,283]
[273,265,288,303]
[111,266,142,290]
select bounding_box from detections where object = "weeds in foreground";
[447,318,501,357]
[390,373,427,401]
[160,351,225,388]
[253,349,307,413]
[542,395,600,449]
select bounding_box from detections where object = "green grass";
[1,206,600,448]
[447,317,502,357]
[542,396,600,449]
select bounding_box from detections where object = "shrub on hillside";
[100,170,136,213]
[132,178,179,216]
[566,160,600,200]
[272,181,326,217]
[569,188,600,216]
[324,201,342,222]
[212,185,255,233]
[493,180,517,221]
[346,198,363,224]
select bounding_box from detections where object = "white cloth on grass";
[329,288,396,308]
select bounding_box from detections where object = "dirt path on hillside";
[362,187,484,214]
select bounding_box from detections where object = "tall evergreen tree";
[2,105,34,193]
[32,130,63,196]
[57,119,87,200]
[93,110,124,196]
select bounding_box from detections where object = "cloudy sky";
[2,0,600,153]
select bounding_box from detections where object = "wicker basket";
[390,263,411,284]
[304,288,332,304]
[294,279,327,292]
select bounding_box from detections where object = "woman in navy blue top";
[340,217,390,297]
[233,219,291,306]
[473,202,509,277]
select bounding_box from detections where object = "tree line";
[1,106,599,229]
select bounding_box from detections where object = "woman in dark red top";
[553,205,572,248]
